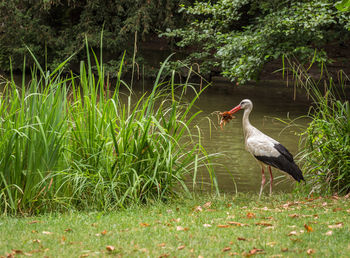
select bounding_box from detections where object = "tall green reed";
[0,57,70,214]
[283,56,350,195]
[0,39,218,214]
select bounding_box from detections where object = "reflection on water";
[192,82,310,194]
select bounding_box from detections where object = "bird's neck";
[242,108,254,140]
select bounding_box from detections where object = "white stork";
[228,99,304,197]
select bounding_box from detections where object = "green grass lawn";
[1,194,350,257]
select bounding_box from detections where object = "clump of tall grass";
[284,56,350,195]
[0,41,218,215]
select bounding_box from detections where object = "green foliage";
[162,0,350,83]
[0,0,189,74]
[303,99,350,194]
[336,0,350,11]
[0,43,218,215]
[287,58,350,195]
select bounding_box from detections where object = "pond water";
[188,80,311,194]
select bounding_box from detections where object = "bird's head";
[229,99,253,114]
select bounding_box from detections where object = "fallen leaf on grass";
[227,221,248,227]
[304,224,313,232]
[222,247,231,252]
[333,208,342,212]
[106,245,115,252]
[255,222,273,227]
[28,220,41,224]
[95,230,108,236]
[158,243,166,247]
[288,214,299,218]
[325,230,333,236]
[307,249,315,255]
[159,254,169,258]
[8,249,35,257]
[249,248,265,255]
[140,223,150,227]
[237,237,247,241]
[176,226,189,231]
[12,249,23,254]
[64,228,73,232]
[32,239,41,244]
[267,242,277,247]
[281,248,288,252]
[27,248,49,255]
[282,202,296,209]
[203,202,212,208]
[139,248,149,253]
[61,236,66,244]
[288,231,298,236]
[178,245,186,250]
[194,206,203,212]
[328,222,343,229]
[246,212,256,219]
[217,224,230,228]
[332,195,339,200]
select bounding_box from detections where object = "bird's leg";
[268,166,273,196]
[259,166,266,199]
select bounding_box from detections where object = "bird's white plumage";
[246,135,280,158]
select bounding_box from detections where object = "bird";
[227,99,304,197]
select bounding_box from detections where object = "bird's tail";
[286,162,305,182]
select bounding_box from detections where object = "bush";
[288,59,350,195]
[302,94,350,195]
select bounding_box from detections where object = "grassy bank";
[1,194,349,257]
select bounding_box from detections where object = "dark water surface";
[190,81,310,194]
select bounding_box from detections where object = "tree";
[162,0,350,83]
[0,0,189,74]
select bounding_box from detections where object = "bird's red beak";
[229,105,241,114]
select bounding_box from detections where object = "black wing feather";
[274,143,294,163]
[254,154,305,182]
